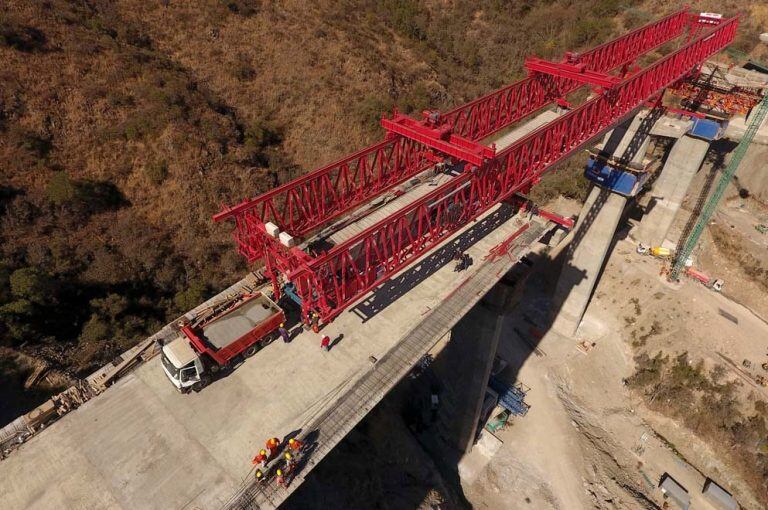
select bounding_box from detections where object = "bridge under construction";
[2,9,765,510]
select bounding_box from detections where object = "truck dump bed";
[181,292,284,365]
[203,295,279,349]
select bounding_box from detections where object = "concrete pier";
[634,135,710,247]
[550,113,654,336]
[551,187,626,336]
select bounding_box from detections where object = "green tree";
[384,0,427,40]
[144,160,169,185]
[46,171,77,205]
[79,315,111,345]
[243,120,281,150]
[0,299,35,345]
[9,267,53,304]
[355,94,394,135]
[173,281,207,312]
[0,299,34,317]
[90,294,129,320]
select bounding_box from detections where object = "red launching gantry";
[214,9,738,324]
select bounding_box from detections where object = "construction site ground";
[279,187,768,509]
[459,128,768,509]
[458,138,768,510]
[659,140,768,319]
[463,232,768,509]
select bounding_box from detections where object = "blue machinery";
[584,116,725,197]
[282,281,303,307]
[488,376,530,417]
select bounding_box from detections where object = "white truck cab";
[161,337,205,392]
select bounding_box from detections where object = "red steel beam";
[442,9,692,141]
[381,112,496,166]
[215,9,694,244]
[215,136,432,261]
[524,57,622,88]
[289,16,738,321]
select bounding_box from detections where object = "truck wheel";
[261,333,276,347]
[194,376,210,392]
[244,345,259,358]
[209,363,221,374]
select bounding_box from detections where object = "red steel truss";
[217,11,738,322]
[214,137,431,262]
[440,8,693,140]
[214,8,695,258]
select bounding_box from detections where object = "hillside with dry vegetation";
[1,0,766,423]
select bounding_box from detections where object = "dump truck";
[161,292,285,392]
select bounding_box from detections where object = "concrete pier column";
[633,135,710,247]
[550,187,627,336]
[549,112,657,336]
[428,271,526,456]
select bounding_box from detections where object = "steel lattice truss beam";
[214,8,694,259]
[442,9,693,140]
[215,137,430,262]
[217,10,738,322]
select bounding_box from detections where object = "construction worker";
[284,451,295,470]
[266,437,280,458]
[287,438,303,453]
[278,323,290,343]
[252,449,268,466]
[320,335,330,351]
[276,468,285,486]
[454,252,472,272]
[311,312,320,333]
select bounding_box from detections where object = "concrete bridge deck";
[0,109,563,509]
[230,215,551,509]
[0,206,552,510]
